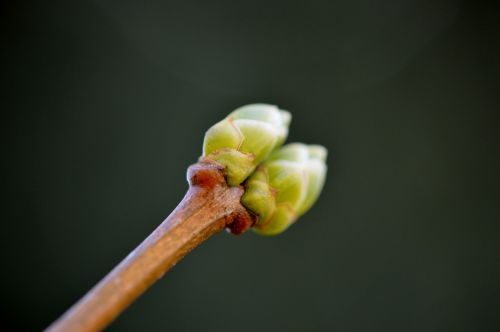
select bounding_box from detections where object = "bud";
[241,143,327,235]
[202,104,291,186]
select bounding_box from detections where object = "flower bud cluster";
[202,104,327,235]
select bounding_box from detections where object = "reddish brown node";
[187,160,225,189]
[226,208,256,235]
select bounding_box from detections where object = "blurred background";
[1,0,499,331]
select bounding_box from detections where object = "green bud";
[241,143,327,235]
[203,104,291,186]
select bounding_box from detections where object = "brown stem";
[46,161,255,332]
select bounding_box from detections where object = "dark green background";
[2,0,499,331]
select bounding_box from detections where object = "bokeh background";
[2,0,499,331]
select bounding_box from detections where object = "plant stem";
[46,161,254,332]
